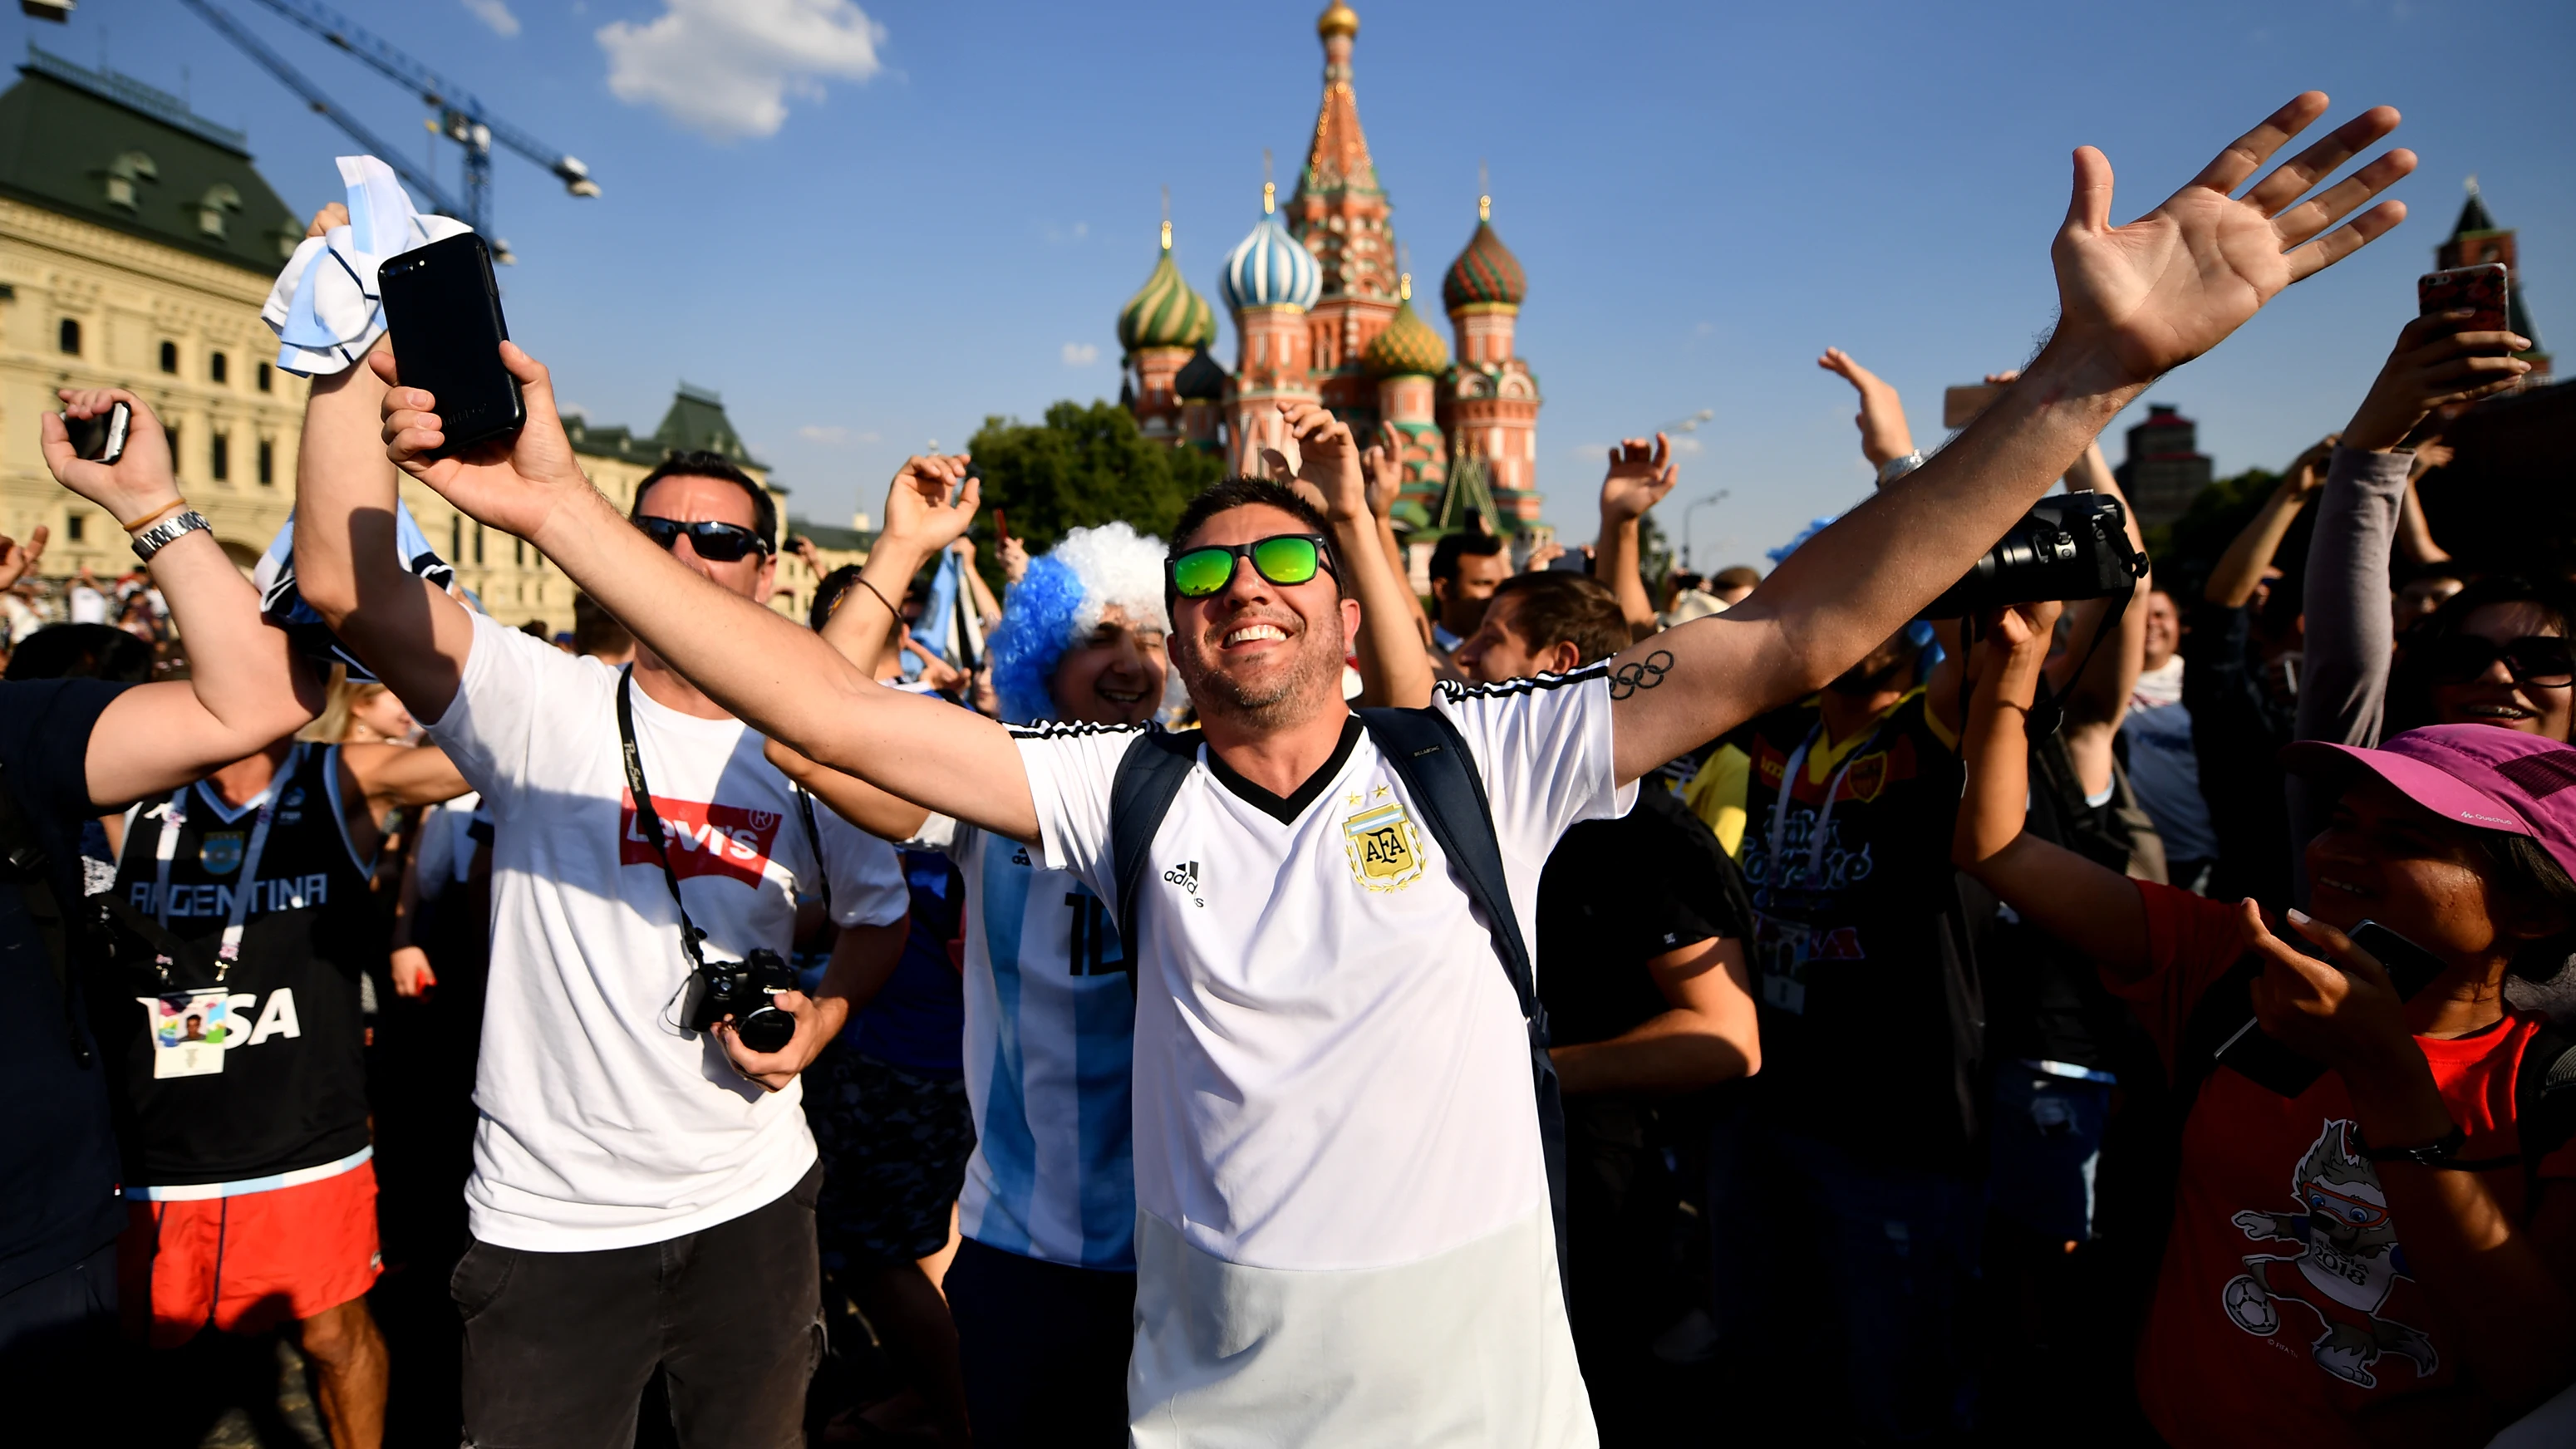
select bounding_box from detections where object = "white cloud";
[1061,342,1099,367]
[798,425,848,445]
[1669,435,1704,456]
[462,0,520,37]
[598,0,885,142]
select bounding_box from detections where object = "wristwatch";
[130,509,210,563]
[1876,450,1926,485]
[2358,1124,2465,1167]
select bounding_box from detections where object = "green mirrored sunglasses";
[1166,533,1335,598]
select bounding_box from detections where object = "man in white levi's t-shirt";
[370,101,2413,1438]
[289,339,910,1448]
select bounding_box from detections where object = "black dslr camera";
[682,947,800,1054]
[1919,493,2147,618]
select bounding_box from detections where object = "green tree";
[966,401,1225,562]
[2146,466,2305,597]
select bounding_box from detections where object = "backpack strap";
[1358,705,1571,1304]
[1108,728,1203,994]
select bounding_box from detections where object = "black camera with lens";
[682,947,799,1054]
[1919,493,2147,618]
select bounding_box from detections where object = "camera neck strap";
[616,666,707,971]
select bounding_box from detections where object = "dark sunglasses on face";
[1167,533,1335,598]
[2426,632,2574,688]
[635,515,773,562]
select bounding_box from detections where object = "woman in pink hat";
[1955,598,2576,1447]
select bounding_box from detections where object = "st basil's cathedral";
[1114,2,1545,542]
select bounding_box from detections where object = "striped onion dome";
[1118,224,1217,354]
[1220,184,1322,313]
[1441,206,1526,311]
[1363,282,1449,379]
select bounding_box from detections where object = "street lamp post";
[1683,489,1730,571]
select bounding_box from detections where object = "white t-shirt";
[1017,669,1631,1442]
[427,612,909,1251]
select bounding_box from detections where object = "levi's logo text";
[619,790,783,887]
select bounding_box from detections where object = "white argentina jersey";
[921,815,1138,1270]
[1014,669,1632,1447]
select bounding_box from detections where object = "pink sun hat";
[2283,724,2576,879]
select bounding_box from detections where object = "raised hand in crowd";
[1522,537,1565,573]
[1359,421,1435,652]
[2204,434,2338,611]
[2341,310,2533,453]
[1266,401,1435,709]
[829,453,978,676]
[996,533,1030,586]
[0,522,46,590]
[37,387,317,803]
[1817,347,1915,469]
[1593,433,1678,633]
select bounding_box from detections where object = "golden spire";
[1318,2,1359,40]
[1478,158,1491,222]
[1262,148,1276,215]
[1160,184,1172,251]
[1399,272,1412,302]
[1478,194,1491,223]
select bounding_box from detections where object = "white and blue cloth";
[261,155,474,378]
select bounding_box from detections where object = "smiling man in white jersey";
[778,520,1176,1447]
[371,97,2415,1444]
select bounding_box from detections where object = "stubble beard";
[1172,616,1343,733]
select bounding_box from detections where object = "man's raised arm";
[286,205,478,724]
[38,389,318,806]
[1607,94,2412,782]
[373,343,1044,844]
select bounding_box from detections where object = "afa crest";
[1841,751,1890,804]
[199,832,246,876]
[1342,799,1425,892]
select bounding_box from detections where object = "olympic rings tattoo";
[1607,650,1674,700]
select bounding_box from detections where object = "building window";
[210,351,228,385]
[258,440,274,484]
[514,537,525,567]
[58,317,79,355]
[474,523,485,565]
[210,435,229,482]
[450,515,463,562]
[159,341,178,374]
[166,426,179,477]
[65,515,84,542]
[257,361,273,393]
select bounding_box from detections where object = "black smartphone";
[376,232,524,457]
[64,400,130,465]
[2214,920,2451,1098]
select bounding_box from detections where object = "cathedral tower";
[2439,178,2551,381]
[1287,1,1400,429]
[1117,214,1217,442]
[1439,194,1543,523]
[1219,178,1323,476]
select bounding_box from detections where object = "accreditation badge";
[140,990,237,1077]
[1751,911,1812,1016]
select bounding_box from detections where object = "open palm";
[1600,434,1678,523]
[2053,95,2411,385]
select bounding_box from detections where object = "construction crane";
[173,0,598,261]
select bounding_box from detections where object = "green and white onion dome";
[1118,224,1217,355]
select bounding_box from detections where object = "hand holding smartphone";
[376,233,525,457]
[2418,263,2510,343]
[64,400,131,465]
[2214,919,2450,1098]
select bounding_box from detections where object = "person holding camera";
[288,333,909,1447]
[1,390,320,1395]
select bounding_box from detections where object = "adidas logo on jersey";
[1162,861,1199,894]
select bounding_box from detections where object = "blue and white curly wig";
[987,522,1172,724]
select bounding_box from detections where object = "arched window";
[57,317,79,355]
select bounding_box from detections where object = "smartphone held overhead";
[2417,263,2510,338]
[65,400,131,465]
[378,232,526,457]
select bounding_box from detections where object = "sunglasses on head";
[1167,533,1335,598]
[635,515,772,562]
[2426,632,2574,689]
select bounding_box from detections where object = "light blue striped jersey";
[937,817,1137,1270]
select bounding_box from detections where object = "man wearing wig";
[784,522,1169,1447]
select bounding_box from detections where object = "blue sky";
[32,0,2574,563]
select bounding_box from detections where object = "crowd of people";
[4,91,2574,1449]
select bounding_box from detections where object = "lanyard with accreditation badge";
[1755,719,1885,1015]
[140,745,297,1078]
